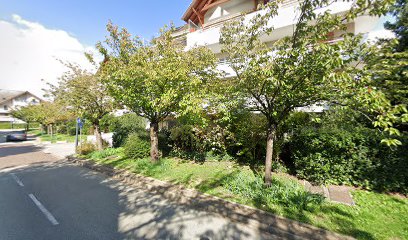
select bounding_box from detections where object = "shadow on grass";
[87,155,376,239]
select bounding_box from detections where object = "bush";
[224,111,267,164]
[77,142,96,155]
[223,171,324,211]
[169,125,204,153]
[111,113,147,147]
[89,147,123,160]
[285,125,408,193]
[124,133,151,159]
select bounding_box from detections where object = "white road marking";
[10,173,24,187]
[28,194,59,225]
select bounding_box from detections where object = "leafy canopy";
[97,22,217,124]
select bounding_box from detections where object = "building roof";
[182,0,269,25]
[182,0,232,25]
[0,89,42,105]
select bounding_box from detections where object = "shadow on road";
[0,144,44,158]
[2,162,274,239]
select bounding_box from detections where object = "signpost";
[75,117,83,151]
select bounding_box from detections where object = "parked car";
[6,130,27,141]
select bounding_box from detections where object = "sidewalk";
[37,142,76,159]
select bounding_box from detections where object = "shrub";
[223,171,324,211]
[77,142,96,155]
[224,111,267,164]
[111,113,147,147]
[90,147,123,160]
[124,133,151,159]
[169,125,204,153]
[285,125,408,194]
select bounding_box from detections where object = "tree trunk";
[264,125,276,187]
[94,124,103,151]
[150,121,159,163]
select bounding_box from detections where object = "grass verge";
[29,129,76,143]
[85,148,408,240]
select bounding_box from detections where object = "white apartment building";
[0,89,42,123]
[178,0,382,67]
[175,0,383,112]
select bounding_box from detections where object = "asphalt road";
[0,142,280,240]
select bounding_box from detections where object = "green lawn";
[29,129,76,143]
[0,122,40,130]
[86,148,408,240]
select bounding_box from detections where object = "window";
[4,105,8,110]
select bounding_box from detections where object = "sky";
[0,0,191,97]
[0,1,394,98]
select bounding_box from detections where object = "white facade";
[178,0,382,113]
[184,0,380,54]
[0,90,42,123]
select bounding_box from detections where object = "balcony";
[186,0,355,52]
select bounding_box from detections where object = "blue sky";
[0,0,192,45]
[0,0,395,97]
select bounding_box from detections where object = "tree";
[49,63,115,150]
[20,101,73,135]
[359,0,408,145]
[10,105,38,131]
[220,0,393,185]
[385,0,408,51]
[97,23,216,162]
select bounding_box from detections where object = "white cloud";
[0,14,99,98]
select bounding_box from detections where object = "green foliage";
[49,62,115,126]
[123,133,151,159]
[111,113,147,147]
[98,22,217,161]
[281,109,408,193]
[0,122,37,130]
[47,62,116,150]
[169,125,204,153]
[88,147,123,160]
[219,0,393,183]
[98,23,216,123]
[88,151,408,240]
[385,0,408,51]
[224,111,267,164]
[223,171,324,211]
[77,142,96,155]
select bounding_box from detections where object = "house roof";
[0,89,43,105]
[182,0,232,25]
[182,0,269,25]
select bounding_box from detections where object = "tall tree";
[97,23,216,162]
[10,105,38,131]
[220,0,393,185]
[359,0,408,145]
[49,63,115,150]
[385,0,408,51]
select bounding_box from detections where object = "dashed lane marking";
[10,173,24,187]
[28,194,59,226]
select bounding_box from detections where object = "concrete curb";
[67,156,355,240]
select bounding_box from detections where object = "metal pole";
[75,119,79,150]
